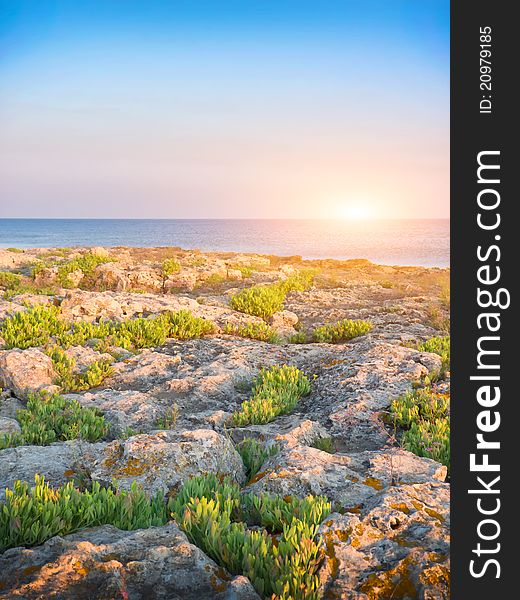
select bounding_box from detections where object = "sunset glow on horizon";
[0,1,449,220]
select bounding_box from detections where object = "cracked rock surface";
[0,247,450,599]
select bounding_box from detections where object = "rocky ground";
[0,246,450,599]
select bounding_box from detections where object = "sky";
[0,0,449,219]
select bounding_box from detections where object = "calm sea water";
[0,219,449,267]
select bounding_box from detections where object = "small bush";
[201,273,226,288]
[439,285,450,309]
[6,247,24,253]
[160,259,181,292]
[390,387,450,468]
[418,335,450,375]
[231,365,311,426]
[1,305,68,349]
[0,392,107,449]
[241,490,331,533]
[0,476,168,551]
[1,307,214,352]
[156,404,179,429]
[311,436,335,454]
[163,309,215,339]
[230,271,315,320]
[313,319,372,343]
[230,285,285,319]
[236,438,279,481]
[46,345,113,393]
[289,332,308,344]
[161,258,181,276]
[277,269,316,294]
[426,304,450,334]
[0,271,22,290]
[56,320,112,349]
[223,321,280,343]
[57,252,114,288]
[170,474,330,600]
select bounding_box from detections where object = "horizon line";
[0,216,450,221]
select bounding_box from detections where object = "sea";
[0,219,449,268]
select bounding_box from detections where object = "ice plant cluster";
[231,365,311,426]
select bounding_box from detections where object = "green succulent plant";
[312,318,372,343]
[0,392,107,450]
[231,365,311,426]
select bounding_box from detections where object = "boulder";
[33,265,59,287]
[164,271,198,292]
[60,291,126,321]
[0,440,105,501]
[93,262,130,292]
[318,482,450,599]
[127,268,163,292]
[0,348,57,399]
[65,346,114,371]
[92,429,246,494]
[71,389,173,436]
[0,523,260,599]
[246,445,446,510]
[0,416,21,435]
[66,268,85,288]
[226,268,243,281]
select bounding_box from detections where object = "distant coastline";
[0,218,449,268]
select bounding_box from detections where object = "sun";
[339,204,372,220]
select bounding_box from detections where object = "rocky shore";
[0,246,450,599]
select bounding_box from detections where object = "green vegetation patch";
[0,270,57,299]
[0,476,168,552]
[311,436,336,454]
[231,365,311,426]
[227,263,253,278]
[170,474,331,600]
[0,392,107,450]
[223,321,280,343]
[56,252,115,288]
[1,473,331,599]
[230,271,315,320]
[230,284,285,319]
[1,304,68,349]
[236,438,279,481]
[312,319,372,343]
[160,258,181,292]
[45,346,113,393]
[288,332,308,344]
[0,271,22,290]
[390,387,450,468]
[418,335,450,375]
[1,305,215,352]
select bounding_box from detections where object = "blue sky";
[0,1,449,219]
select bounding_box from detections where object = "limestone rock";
[92,429,246,494]
[0,523,260,599]
[226,268,243,281]
[33,265,59,287]
[0,441,105,501]
[65,345,114,371]
[318,482,450,599]
[70,389,173,436]
[246,445,446,510]
[93,262,130,292]
[0,416,21,435]
[165,271,198,291]
[0,348,57,399]
[269,310,299,338]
